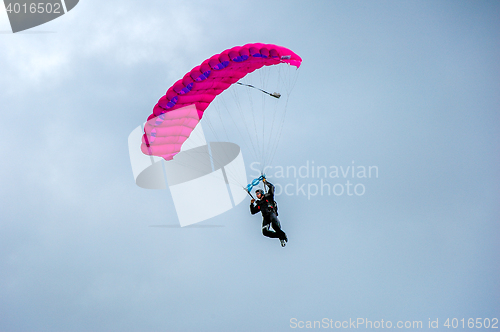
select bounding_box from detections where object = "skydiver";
[250,178,288,247]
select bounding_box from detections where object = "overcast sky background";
[1,1,499,331]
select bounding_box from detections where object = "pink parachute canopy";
[141,43,302,161]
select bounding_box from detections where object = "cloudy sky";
[1,1,499,331]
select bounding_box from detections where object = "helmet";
[255,189,264,196]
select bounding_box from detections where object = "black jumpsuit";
[250,181,287,241]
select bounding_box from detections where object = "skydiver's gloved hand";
[262,177,267,183]
[251,199,255,204]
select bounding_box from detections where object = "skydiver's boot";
[280,239,286,247]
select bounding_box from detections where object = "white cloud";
[0,2,9,29]
[0,0,211,92]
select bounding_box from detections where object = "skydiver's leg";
[269,213,287,242]
[262,219,280,239]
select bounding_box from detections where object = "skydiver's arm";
[250,202,260,215]
[265,181,275,198]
